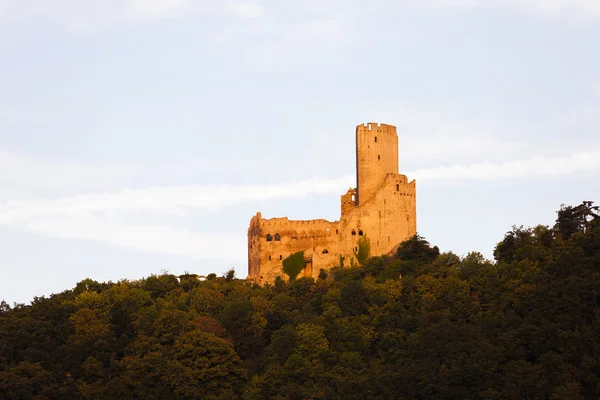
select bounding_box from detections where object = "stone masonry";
[247,122,416,282]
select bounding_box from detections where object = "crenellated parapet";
[355,122,397,135]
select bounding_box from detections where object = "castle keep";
[247,122,416,281]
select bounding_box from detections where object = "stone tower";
[356,122,399,205]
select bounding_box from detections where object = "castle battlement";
[247,122,416,282]
[356,122,397,134]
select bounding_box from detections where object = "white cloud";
[0,151,227,198]
[0,0,265,31]
[410,151,600,181]
[363,108,530,166]
[1,150,599,262]
[0,175,355,261]
[419,0,600,21]
[0,175,355,225]
[18,214,248,262]
[226,1,265,19]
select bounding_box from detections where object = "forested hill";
[1,203,599,400]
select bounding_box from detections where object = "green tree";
[224,268,236,281]
[353,235,371,266]
[282,251,305,281]
[396,233,439,263]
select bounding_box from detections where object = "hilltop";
[0,202,599,399]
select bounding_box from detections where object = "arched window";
[300,231,307,239]
[316,230,323,237]
[351,230,356,236]
[266,234,273,242]
[291,231,298,239]
[322,249,329,254]
[358,230,364,236]
[274,233,281,241]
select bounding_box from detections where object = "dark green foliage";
[318,268,328,280]
[1,202,599,399]
[397,233,440,263]
[556,201,599,240]
[224,268,236,281]
[339,280,367,316]
[282,251,305,281]
[353,235,371,266]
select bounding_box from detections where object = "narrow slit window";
[374,136,377,143]
[378,154,380,160]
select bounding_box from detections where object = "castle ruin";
[247,122,416,281]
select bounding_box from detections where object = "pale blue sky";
[1,0,599,304]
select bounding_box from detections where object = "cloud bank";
[420,0,600,20]
[411,151,600,181]
[0,0,265,31]
[0,151,598,262]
